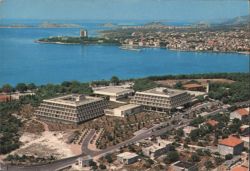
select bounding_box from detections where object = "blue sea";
[0,20,249,86]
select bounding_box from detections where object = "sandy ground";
[156,78,235,87]
[6,130,82,159]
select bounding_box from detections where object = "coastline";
[120,44,250,55]
[35,40,250,55]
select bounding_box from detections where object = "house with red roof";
[230,108,249,121]
[183,83,204,91]
[218,136,244,155]
[231,165,249,171]
[0,94,11,103]
[206,119,219,127]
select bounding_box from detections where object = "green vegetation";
[164,151,180,164]
[143,73,250,104]
[0,102,22,154]
[110,76,120,85]
[133,78,157,91]
[5,154,56,164]
[38,36,120,45]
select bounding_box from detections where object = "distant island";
[0,22,81,29]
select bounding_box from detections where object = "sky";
[0,0,249,21]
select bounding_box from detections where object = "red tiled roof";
[0,95,11,102]
[235,108,249,116]
[183,83,203,89]
[231,166,249,171]
[219,136,243,147]
[207,119,219,127]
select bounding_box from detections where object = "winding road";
[2,100,249,171]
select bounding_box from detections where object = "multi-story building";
[130,87,191,113]
[218,136,244,155]
[230,108,250,121]
[94,86,134,101]
[35,94,108,124]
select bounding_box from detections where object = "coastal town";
[37,17,250,54]
[0,1,249,171]
[102,19,250,54]
[0,73,249,171]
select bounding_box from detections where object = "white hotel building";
[35,94,108,124]
[130,87,191,113]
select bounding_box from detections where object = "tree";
[214,157,224,166]
[190,153,200,162]
[133,79,157,91]
[176,128,184,137]
[99,164,107,170]
[110,76,119,85]
[204,160,213,170]
[2,84,13,93]
[16,83,27,92]
[27,83,36,90]
[225,154,233,160]
[174,81,183,89]
[164,151,179,164]
[105,154,113,163]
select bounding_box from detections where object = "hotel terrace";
[35,94,108,124]
[130,87,191,113]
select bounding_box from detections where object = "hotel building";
[94,86,134,101]
[35,94,108,124]
[130,87,191,113]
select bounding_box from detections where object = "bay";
[0,24,249,86]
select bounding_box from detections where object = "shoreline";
[36,40,249,55]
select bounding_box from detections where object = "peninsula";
[36,29,120,45]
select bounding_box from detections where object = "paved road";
[4,100,248,171]
[81,116,191,158]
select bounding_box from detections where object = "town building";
[93,86,134,101]
[77,155,93,167]
[35,94,108,124]
[104,104,142,117]
[240,136,249,149]
[240,125,250,135]
[117,152,139,165]
[172,161,198,171]
[231,165,249,171]
[183,126,198,137]
[206,119,219,127]
[230,108,250,121]
[183,83,204,91]
[80,29,88,38]
[130,87,191,113]
[218,136,244,155]
[0,94,11,103]
[10,91,35,100]
[142,139,172,159]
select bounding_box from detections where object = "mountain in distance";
[212,15,250,26]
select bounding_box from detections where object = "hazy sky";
[0,0,249,21]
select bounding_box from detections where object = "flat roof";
[44,94,103,107]
[94,86,134,96]
[145,140,172,152]
[116,104,141,111]
[117,152,138,159]
[137,87,188,98]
